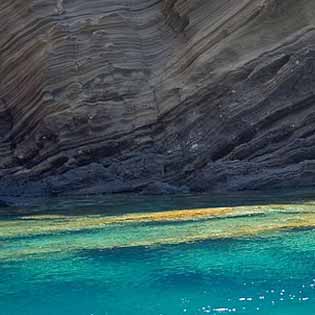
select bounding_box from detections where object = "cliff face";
[1,0,315,196]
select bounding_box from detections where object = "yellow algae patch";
[0,207,236,239]
[20,215,70,220]
[20,207,234,222]
[120,207,234,222]
[0,203,315,241]
[1,212,315,262]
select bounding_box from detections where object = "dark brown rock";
[1,0,315,196]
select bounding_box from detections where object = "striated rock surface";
[1,0,315,196]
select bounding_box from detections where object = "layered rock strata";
[1,0,315,195]
[161,0,189,33]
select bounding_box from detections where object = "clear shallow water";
[1,193,315,315]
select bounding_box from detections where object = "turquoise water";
[1,193,315,315]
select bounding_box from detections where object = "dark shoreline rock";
[1,1,315,196]
[0,200,9,208]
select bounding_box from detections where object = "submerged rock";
[1,0,315,195]
[0,200,9,208]
[140,181,190,195]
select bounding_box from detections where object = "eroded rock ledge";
[1,0,315,196]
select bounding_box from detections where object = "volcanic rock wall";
[1,0,315,195]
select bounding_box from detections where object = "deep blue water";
[1,193,315,315]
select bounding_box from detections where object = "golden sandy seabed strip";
[1,213,315,262]
[0,204,314,240]
[0,206,262,238]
